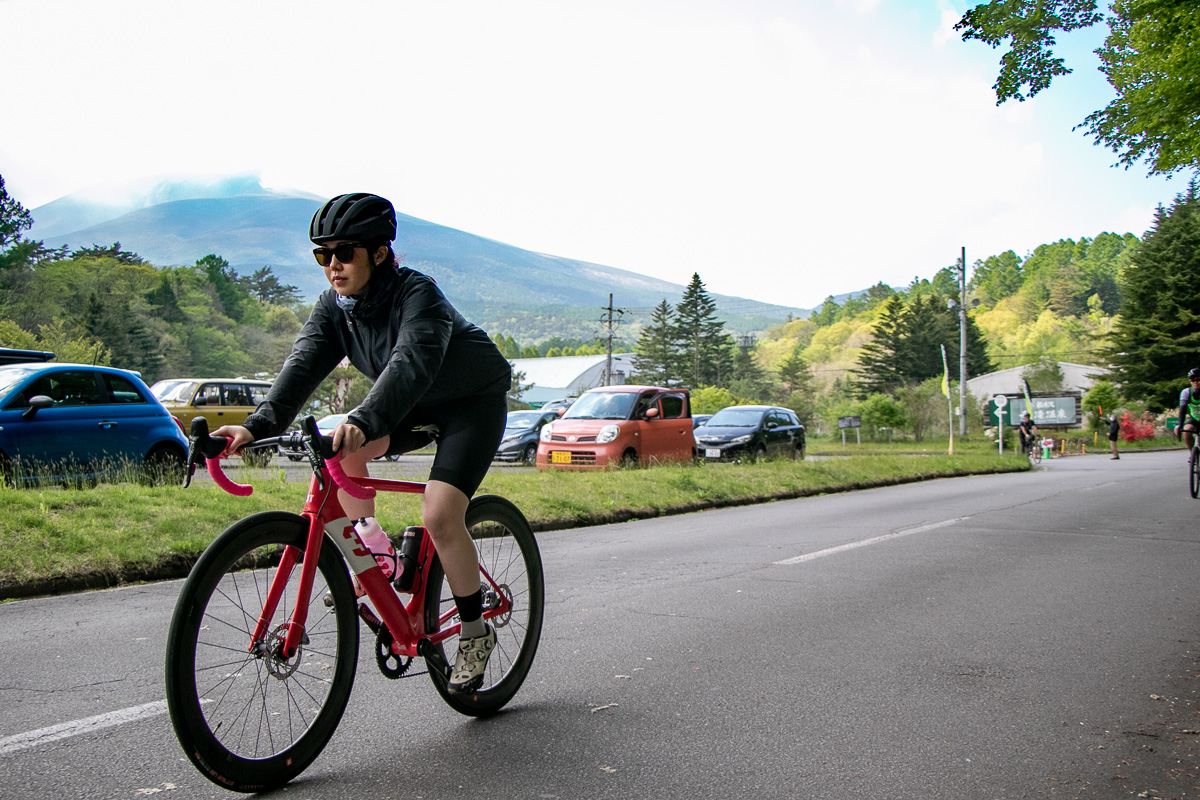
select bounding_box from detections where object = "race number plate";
[551,450,572,464]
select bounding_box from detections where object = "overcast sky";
[2,0,1192,310]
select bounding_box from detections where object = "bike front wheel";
[165,512,360,793]
[424,495,544,716]
[1190,448,1199,498]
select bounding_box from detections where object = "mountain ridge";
[29,177,814,333]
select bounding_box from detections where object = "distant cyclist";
[214,193,512,694]
[1017,412,1039,455]
[1176,368,1200,453]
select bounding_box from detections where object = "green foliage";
[853,293,993,399]
[0,175,33,251]
[1107,183,1200,411]
[856,393,907,441]
[956,0,1200,175]
[690,385,744,415]
[1022,358,1066,391]
[632,299,680,385]
[675,274,733,387]
[1083,380,1120,429]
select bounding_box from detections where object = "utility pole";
[959,246,968,435]
[599,294,625,386]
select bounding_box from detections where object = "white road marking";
[774,517,970,565]
[0,700,168,756]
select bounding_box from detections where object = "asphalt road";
[1,451,1197,799]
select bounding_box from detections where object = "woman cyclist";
[214,193,512,693]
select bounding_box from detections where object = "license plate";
[706,448,721,458]
[551,450,572,464]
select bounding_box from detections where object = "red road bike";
[164,417,544,792]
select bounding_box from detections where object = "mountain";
[29,176,811,335]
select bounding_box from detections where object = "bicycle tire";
[165,512,360,793]
[1191,448,1199,499]
[424,495,544,716]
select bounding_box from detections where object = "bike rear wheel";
[1190,447,1200,498]
[424,495,544,716]
[165,512,360,793]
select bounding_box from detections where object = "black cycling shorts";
[383,393,507,497]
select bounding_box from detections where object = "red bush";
[1119,411,1156,442]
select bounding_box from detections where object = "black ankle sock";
[454,590,486,638]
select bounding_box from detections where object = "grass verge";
[0,452,1028,600]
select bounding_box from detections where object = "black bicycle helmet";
[1189,368,1200,380]
[310,193,396,244]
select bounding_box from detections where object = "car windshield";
[505,411,543,429]
[563,391,638,420]
[156,381,199,402]
[316,414,346,432]
[0,366,40,400]
[707,408,764,428]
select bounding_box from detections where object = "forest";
[2,175,1198,438]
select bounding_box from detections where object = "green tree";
[197,254,250,322]
[631,299,679,385]
[853,295,907,397]
[1083,380,1121,429]
[857,393,907,442]
[1107,183,1200,410]
[956,0,1200,175]
[239,267,301,306]
[674,273,732,387]
[810,296,840,327]
[0,175,33,251]
[774,343,818,423]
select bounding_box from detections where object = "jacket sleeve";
[345,276,454,441]
[243,299,347,439]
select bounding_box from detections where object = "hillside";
[29,177,809,334]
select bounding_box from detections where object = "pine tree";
[1107,182,1200,410]
[674,273,731,387]
[775,343,817,423]
[632,299,679,385]
[854,295,907,397]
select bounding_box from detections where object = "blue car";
[0,363,188,486]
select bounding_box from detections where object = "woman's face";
[322,241,383,296]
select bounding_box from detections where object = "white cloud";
[2,0,1191,310]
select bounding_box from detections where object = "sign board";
[837,416,861,429]
[985,392,1081,427]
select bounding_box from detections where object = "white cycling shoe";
[448,624,496,694]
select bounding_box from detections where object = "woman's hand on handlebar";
[212,425,254,457]
[331,421,366,454]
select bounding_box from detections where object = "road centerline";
[774,516,970,565]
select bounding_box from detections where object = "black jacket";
[243,264,511,442]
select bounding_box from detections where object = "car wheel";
[619,449,639,469]
[521,443,537,464]
[142,445,186,486]
[753,444,768,462]
[796,438,806,460]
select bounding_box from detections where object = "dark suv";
[495,409,560,463]
[694,405,805,462]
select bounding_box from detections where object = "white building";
[510,353,637,405]
[965,361,1110,400]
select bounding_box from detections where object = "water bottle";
[393,526,425,592]
[354,517,395,580]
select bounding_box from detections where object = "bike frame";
[211,457,513,665]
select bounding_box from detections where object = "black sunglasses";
[312,242,363,267]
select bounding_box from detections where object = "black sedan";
[495,409,560,463]
[694,405,805,462]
